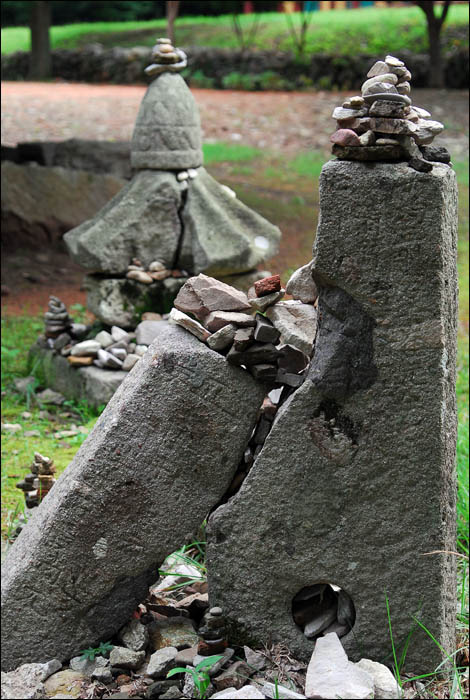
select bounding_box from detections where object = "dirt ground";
[1,81,468,316]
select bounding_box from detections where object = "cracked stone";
[174,275,251,320]
[265,301,317,356]
[204,311,256,333]
[169,308,211,342]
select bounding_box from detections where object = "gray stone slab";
[29,344,127,407]
[206,161,458,671]
[64,170,184,275]
[179,168,281,277]
[2,324,265,670]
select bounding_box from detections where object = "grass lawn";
[2,5,468,55]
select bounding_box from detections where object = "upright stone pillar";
[207,160,458,671]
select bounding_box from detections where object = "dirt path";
[2,82,468,158]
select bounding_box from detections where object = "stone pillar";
[207,160,458,671]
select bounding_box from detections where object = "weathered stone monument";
[64,38,281,329]
[1,54,458,678]
[206,57,458,671]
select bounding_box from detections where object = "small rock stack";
[43,296,73,339]
[197,606,228,656]
[144,37,187,77]
[16,452,56,509]
[330,54,450,172]
[42,296,88,351]
[171,268,318,386]
[126,258,188,285]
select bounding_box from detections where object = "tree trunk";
[427,18,444,88]
[166,1,180,45]
[29,1,51,80]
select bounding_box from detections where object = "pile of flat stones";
[39,296,155,372]
[126,258,189,286]
[145,37,188,77]
[15,451,56,509]
[43,296,87,343]
[330,54,450,172]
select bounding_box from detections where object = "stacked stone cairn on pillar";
[63,38,281,330]
[15,452,56,509]
[330,54,449,172]
[170,268,318,489]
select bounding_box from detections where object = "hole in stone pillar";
[292,582,355,640]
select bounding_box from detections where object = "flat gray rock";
[265,301,317,355]
[174,274,251,318]
[285,263,318,304]
[1,324,265,670]
[135,320,165,346]
[304,633,374,699]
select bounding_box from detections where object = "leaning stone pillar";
[207,160,458,672]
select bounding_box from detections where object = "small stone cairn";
[16,452,56,509]
[170,265,318,482]
[197,606,228,656]
[40,296,153,372]
[330,54,450,172]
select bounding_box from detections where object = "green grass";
[203,142,262,165]
[2,6,468,55]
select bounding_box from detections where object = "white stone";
[361,74,398,93]
[285,263,318,304]
[118,618,149,652]
[305,633,374,699]
[177,171,189,181]
[0,664,46,699]
[355,659,402,699]
[94,330,114,348]
[149,261,166,272]
[110,348,127,361]
[188,168,199,179]
[135,345,148,357]
[412,106,432,119]
[212,686,266,699]
[111,326,130,343]
[170,307,211,342]
[122,354,140,371]
[221,184,236,198]
[147,646,178,679]
[126,270,153,284]
[265,301,317,355]
[262,681,306,698]
[366,60,389,78]
[109,646,145,670]
[70,340,101,357]
[385,55,405,67]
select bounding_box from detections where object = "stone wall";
[2,46,468,89]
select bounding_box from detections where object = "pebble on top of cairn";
[330,54,450,172]
[16,452,56,509]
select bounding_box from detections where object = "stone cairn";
[330,54,449,172]
[64,38,280,330]
[39,296,152,372]
[197,606,228,656]
[15,452,56,509]
[170,267,318,491]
